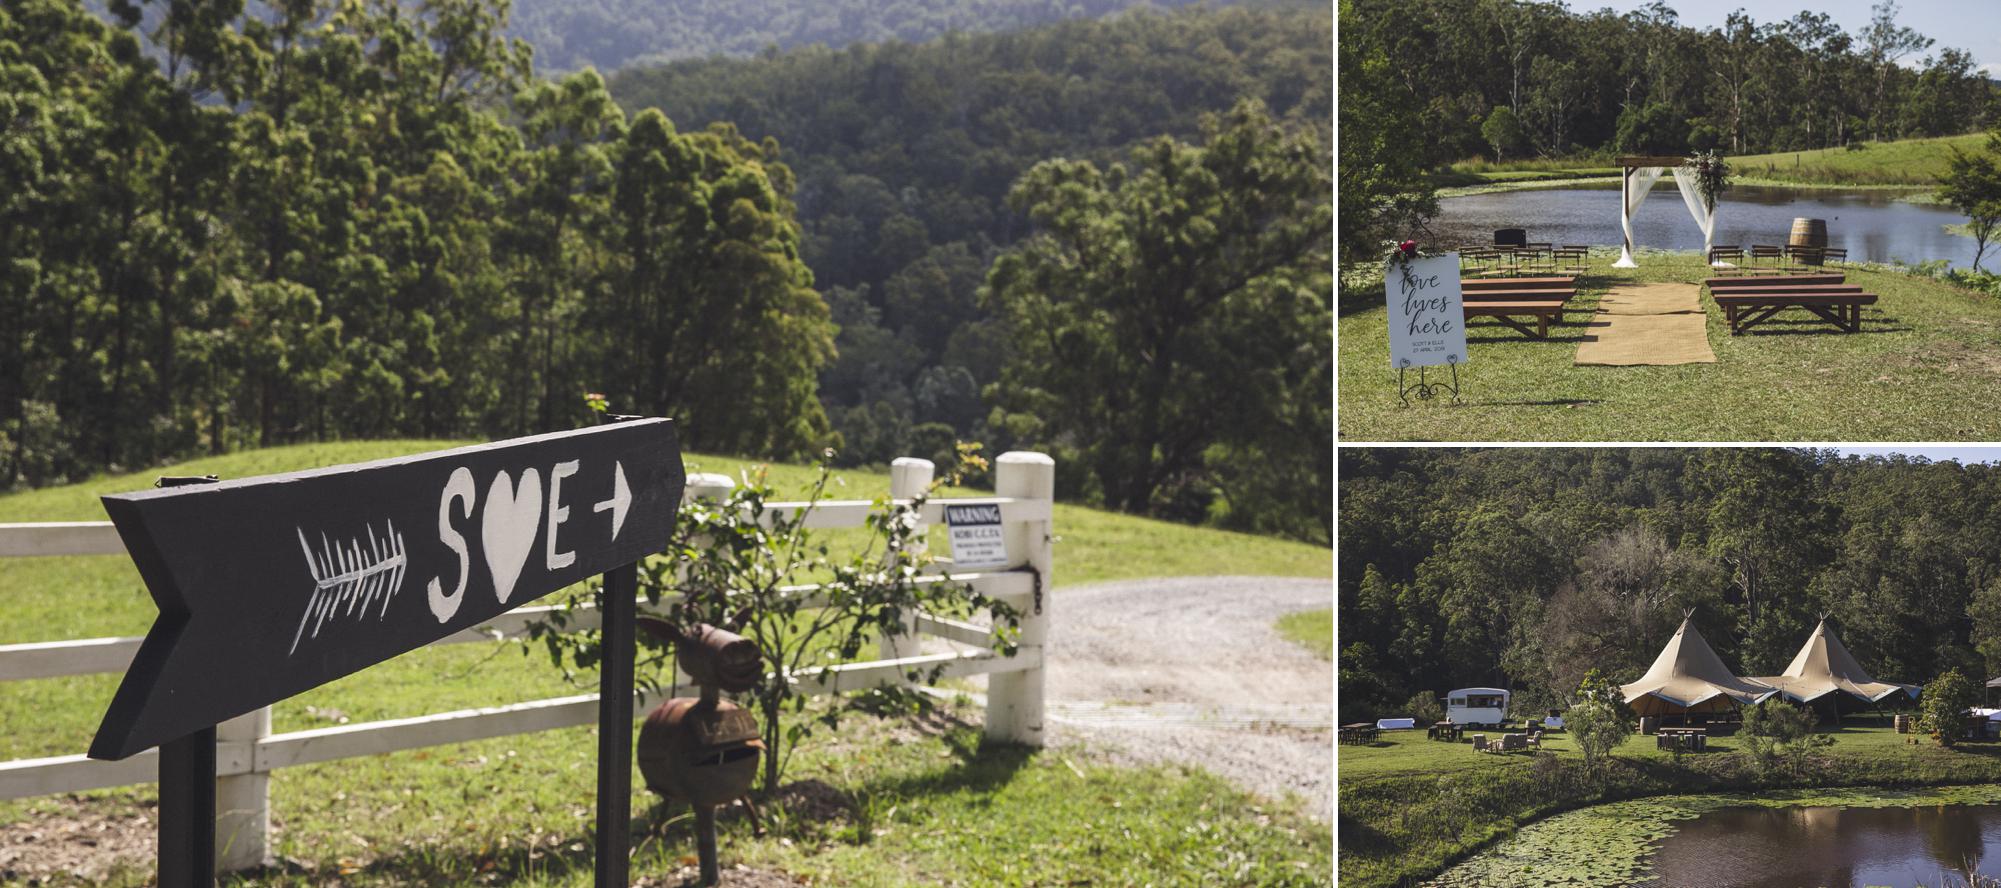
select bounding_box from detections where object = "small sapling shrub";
[527,445,1019,794]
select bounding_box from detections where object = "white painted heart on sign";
[483,467,543,604]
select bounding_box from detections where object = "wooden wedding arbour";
[1615,155,1723,268]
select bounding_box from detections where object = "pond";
[1434,184,1983,269]
[1643,803,2001,887]
[1422,786,2001,888]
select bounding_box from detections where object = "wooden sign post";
[89,420,686,886]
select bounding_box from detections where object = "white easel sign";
[945,503,1008,568]
[1385,253,1468,369]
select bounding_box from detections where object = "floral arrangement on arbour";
[1683,149,1732,212]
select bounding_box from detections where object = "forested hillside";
[1339,449,2001,722]
[508,0,1220,75]
[609,5,1331,483]
[3,0,832,488]
[5,0,1330,545]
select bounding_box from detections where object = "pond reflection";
[1434,185,1983,269]
[1643,804,2001,887]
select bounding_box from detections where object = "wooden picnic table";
[1339,723,1380,745]
[1704,273,1876,334]
[1427,721,1464,742]
[1460,275,1579,339]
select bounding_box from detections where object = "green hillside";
[1731,133,1992,186]
[609,5,1331,469]
[1440,132,1997,193]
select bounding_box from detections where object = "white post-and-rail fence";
[0,451,1054,871]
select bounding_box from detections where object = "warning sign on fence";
[945,503,1008,568]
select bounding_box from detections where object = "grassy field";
[0,441,1332,886]
[1731,133,1991,186]
[1438,132,1994,192]
[1338,253,2001,441]
[1277,609,1332,660]
[1338,721,2001,888]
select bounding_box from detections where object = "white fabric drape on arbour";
[1614,166,1725,268]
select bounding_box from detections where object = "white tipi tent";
[1621,613,1777,717]
[1752,618,1919,705]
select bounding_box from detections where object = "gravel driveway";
[1041,576,1332,820]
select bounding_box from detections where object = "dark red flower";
[1398,240,1418,257]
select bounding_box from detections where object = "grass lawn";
[1338,253,2001,441]
[0,441,1332,885]
[1276,609,1332,660]
[1731,133,1991,187]
[1338,721,2001,888]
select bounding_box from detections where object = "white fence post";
[988,451,1052,746]
[215,705,271,870]
[885,458,935,663]
[684,472,736,503]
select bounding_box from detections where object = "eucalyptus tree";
[1859,0,1932,140]
[594,111,834,458]
[983,100,1328,529]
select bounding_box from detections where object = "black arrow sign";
[89,420,685,761]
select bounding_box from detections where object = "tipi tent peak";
[1621,614,1777,717]
[1751,618,1918,705]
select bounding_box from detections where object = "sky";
[1576,0,2001,79]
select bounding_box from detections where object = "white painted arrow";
[593,460,631,539]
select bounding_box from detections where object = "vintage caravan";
[1445,687,1511,727]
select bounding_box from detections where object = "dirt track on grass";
[1041,576,1333,820]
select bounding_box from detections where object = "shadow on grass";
[237,786,843,886]
[1466,332,1590,344]
[858,733,1039,802]
[1466,398,1605,408]
[1739,323,1912,336]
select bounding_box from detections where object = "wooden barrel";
[1788,217,1828,248]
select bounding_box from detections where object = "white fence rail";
[0,451,1053,871]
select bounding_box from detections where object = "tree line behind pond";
[1339,448,2001,723]
[1338,0,2001,268]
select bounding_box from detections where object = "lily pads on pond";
[1423,784,2001,887]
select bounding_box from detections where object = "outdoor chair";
[1708,246,1746,275]
[1785,244,1827,274]
[1822,246,1848,267]
[1472,734,1490,753]
[1751,244,1784,270]
[1500,733,1527,752]
[1520,245,1556,276]
[1463,248,1505,277]
[1552,246,1589,275]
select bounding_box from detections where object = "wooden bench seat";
[1462,276,1576,290]
[1459,275,1580,339]
[1702,284,1865,296]
[1462,288,1576,301]
[1463,299,1571,339]
[1707,273,1845,289]
[1710,292,1878,334]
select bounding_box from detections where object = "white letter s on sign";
[428,466,476,622]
